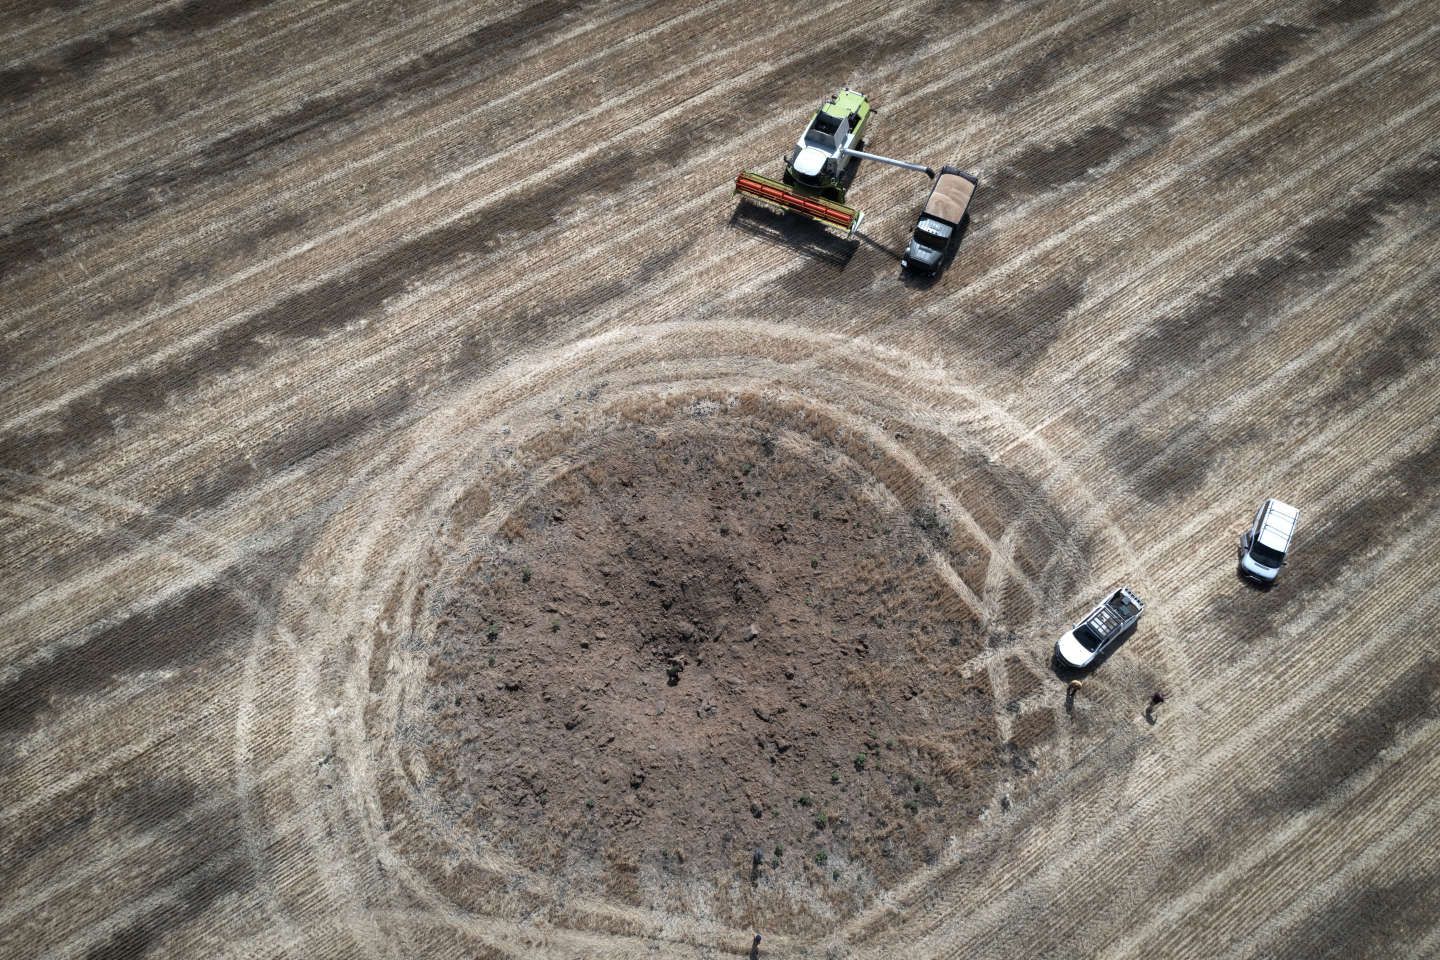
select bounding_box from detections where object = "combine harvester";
[734,89,933,238]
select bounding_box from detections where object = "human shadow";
[729,201,858,270]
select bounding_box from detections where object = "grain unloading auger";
[734,89,933,238]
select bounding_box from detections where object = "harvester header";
[734,171,863,236]
[732,89,933,236]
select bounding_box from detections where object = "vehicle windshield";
[1073,623,1104,652]
[1249,540,1285,567]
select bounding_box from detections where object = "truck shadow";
[728,202,857,270]
[897,213,972,289]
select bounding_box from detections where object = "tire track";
[960,608,1440,958]
[887,496,1440,956]
[0,0,1238,489]
[237,320,1107,951]
[0,0,456,191]
[839,459,1440,948]
[3,2,1437,954]
[0,0,1049,387]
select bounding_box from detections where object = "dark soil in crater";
[419,421,1006,911]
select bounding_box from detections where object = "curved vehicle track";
[1,0,1437,957]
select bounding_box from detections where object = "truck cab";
[1238,498,1300,584]
[901,165,977,277]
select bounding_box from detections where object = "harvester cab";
[734,89,934,238]
[786,92,868,200]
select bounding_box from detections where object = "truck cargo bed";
[923,167,977,225]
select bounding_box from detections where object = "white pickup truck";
[1055,587,1145,669]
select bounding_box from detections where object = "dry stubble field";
[1,0,1438,957]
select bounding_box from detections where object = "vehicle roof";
[1264,498,1300,519]
[1258,499,1299,550]
[1078,587,1142,640]
[823,88,868,118]
[924,172,975,224]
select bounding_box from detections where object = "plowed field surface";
[1,0,1437,957]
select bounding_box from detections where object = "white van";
[1238,498,1300,583]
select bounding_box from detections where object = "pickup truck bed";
[924,169,976,225]
[1083,588,1143,641]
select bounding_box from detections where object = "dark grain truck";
[900,165,977,277]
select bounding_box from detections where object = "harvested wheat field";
[1,0,1438,956]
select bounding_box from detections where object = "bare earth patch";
[417,421,1003,926]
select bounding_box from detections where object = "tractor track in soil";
[1,0,1437,957]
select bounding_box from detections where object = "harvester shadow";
[729,201,857,270]
[854,230,902,262]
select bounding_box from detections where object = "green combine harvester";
[734,89,934,238]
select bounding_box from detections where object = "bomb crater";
[417,419,1006,924]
